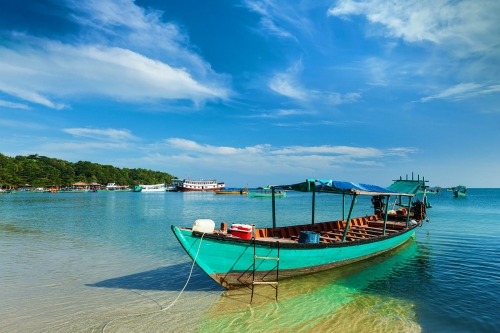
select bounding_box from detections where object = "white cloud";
[0,81,66,110]
[269,60,363,104]
[269,61,308,100]
[0,0,230,109]
[420,83,500,102]
[165,138,267,155]
[260,17,295,39]
[243,0,304,40]
[384,147,421,157]
[275,109,308,116]
[328,0,500,58]
[63,128,139,141]
[0,100,31,110]
[269,74,308,100]
[272,145,383,158]
[250,109,316,118]
[164,138,416,161]
[146,139,420,180]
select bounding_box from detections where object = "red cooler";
[229,223,253,239]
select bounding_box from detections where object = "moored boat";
[165,179,183,192]
[176,179,225,192]
[57,188,90,193]
[214,188,248,195]
[98,183,130,192]
[418,186,441,194]
[453,185,467,198]
[171,177,429,289]
[133,184,166,192]
[0,189,19,194]
[248,187,286,198]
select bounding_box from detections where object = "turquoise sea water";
[1,189,499,332]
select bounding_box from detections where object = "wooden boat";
[171,178,429,289]
[453,185,466,198]
[214,188,248,195]
[248,187,286,198]
[176,179,225,192]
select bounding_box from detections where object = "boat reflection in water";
[198,239,430,333]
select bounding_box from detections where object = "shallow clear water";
[0,189,499,332]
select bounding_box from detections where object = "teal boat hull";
[171,225,417,288]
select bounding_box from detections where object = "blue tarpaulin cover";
[284,179,407,196]
[318,180,396,193]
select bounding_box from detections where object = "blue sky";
[1,0,499,188]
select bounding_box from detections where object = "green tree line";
[0,153,177,188]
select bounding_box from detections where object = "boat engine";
[411,200,426,221]
[371,195,385,217]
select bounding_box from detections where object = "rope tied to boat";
[100,232,205,332]
[162,232,205,311]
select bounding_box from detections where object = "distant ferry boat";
[176,179,225,192]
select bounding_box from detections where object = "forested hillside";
[0,153,176,188]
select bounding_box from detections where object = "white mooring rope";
[100,232,205,332]
[162,232,205,311]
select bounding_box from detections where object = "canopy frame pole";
[342,194,345,220]
[405,196,412,229]
[382,195,390,235]
[272,187,276,229]
[342,194,357,242]
[311,186,316,225]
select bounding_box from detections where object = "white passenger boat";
[133,184,166,192]
[176,179,225,192]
